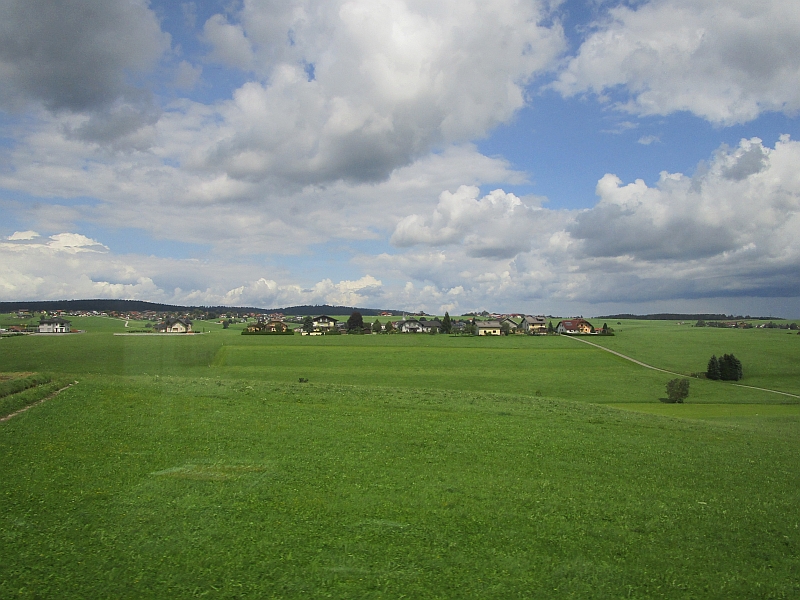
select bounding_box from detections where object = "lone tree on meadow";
[665,378,690,403]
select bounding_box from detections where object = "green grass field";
[1,316,799,597]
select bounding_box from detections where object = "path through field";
[562,335,800,399]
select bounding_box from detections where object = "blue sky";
[2,0,800,316]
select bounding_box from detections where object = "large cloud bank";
[5,137,796,313]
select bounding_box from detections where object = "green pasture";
[588,319,800,395]
[2,315,800,597]
[2,376,799,598]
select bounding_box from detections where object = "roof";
[521,315,547,325]
[39,317,71,325]
[421,320,442,328]
[313,315,338,322]
[558,319,592,330]
[164,317,192,326]
[476,320,502,328]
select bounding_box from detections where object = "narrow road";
[561,335,800,399]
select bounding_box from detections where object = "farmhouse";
[556,318,594,334]
[38,317,71,333]
[156,317,193,333]
[475,320,502,336]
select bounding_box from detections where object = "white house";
[398,319,424,333]
[38,317,71,333]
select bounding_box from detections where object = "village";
[2,307,612,337]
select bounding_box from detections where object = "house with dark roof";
[312,315,338,331]
[38,317,71,333]
[398,318,424,333]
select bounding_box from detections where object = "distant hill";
[0,299,401,317]
[595,313,784,321]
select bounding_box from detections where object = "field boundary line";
[730,383,800,399]
[0,381,78,423]
[561,335,800,399]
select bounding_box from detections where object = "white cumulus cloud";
[555,0,800,125]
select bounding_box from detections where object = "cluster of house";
[245,314,600,336]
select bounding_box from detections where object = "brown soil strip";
[0,381,78,423]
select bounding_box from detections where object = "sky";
[1,0,799,317]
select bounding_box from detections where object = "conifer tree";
[707,355,721,380]
[442,311,452,334]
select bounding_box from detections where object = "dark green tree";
[547,321,554,334]
[347,311,364,332]
[602,322,608,333]
[706,355,721,380]
[500,322,511,336]
[719,354,743,381]
[442,311,452,334]
[385,320,395,333]
[665,378,690,403]
[372,319,383,333]
[302,315,314,333]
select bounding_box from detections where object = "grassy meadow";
[1,315,799,598]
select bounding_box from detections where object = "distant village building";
[156,317,193,333]
[312,315,338,331]
[245,320,289,333]
[499,317,520,332]
[475,320,502,336]
[556,319,594,334]
[38,317,71,333]
[519,315,547,334]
